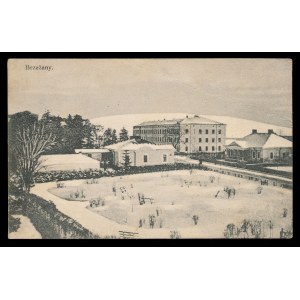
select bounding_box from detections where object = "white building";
[226,129,293,163]
[133,115,226,155]
[104,139,175,167]
[180,115,226,154]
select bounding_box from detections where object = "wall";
[180,123,226,153]
[262,147,293,162]
[118,147,175,167]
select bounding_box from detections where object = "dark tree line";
[8,110,130,193]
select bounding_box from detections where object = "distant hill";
[91,113,292,139]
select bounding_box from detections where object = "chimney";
[268,129,274,134]
[252,129,257,134]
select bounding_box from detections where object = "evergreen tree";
[103,128,118,146]
[122,150,131,170]
[119,127,129,142]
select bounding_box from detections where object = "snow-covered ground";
[9,215,42,239]
[91,113,292,138]
[266,166,293,173]
[32,170,292,239]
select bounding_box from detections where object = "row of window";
[139,129,179,135]
[136,128,223,135]
[185,146,221,152]
[185,129,222,134]
[151,136,174,142]
[185,137,222,143]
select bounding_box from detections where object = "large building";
[225,129,293,163]
[133,115,226,155]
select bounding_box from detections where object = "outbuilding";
[38,154,101,172]
[104,139,175,167]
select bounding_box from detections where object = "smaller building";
[225,129,292,163]
[38,154,101,172]
[104,139,175,167]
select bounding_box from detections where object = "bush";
[8,214,21,233]
[24,194,102,239]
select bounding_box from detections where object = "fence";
[24,194,102,239]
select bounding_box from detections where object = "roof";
[262,134,292,149]
[227,132,293,149]
[39,154,100,165]
[241,133,270,148]
[135,119,183,126]
[122,144,175,151]
[75,148,110,154]
[104,139,136,150]
[181,115,224,125]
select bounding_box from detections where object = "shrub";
[8,214,21,233]
[170,230,181,239]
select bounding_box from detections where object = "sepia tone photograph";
[7,58,293,240]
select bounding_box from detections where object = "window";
[199,146,202,151]
[163,154,167,162]
[218,130,221,134]
[199,138,202,143]
[257,152,260,159]
[270,152,274,159]
[185,138,188,143]
[206,129,208,134]
[144,155,148,163]
[212,138,215,143]
[199,129,202,134]
[252,152,256,159]
[218,146,221,151]
[212,146,215,151]
[185,129,189,134]
[212,130,215,134]
[218,138,221,143]
[205,146,208,151]
[185,146,188,152]
[205,138,208,143]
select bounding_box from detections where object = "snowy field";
[48,170,292,238]
[266,166,293,173]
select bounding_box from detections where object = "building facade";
[133,115,226,156]
[225,129,293,163]
[104,139,175,167]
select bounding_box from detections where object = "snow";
[91,113,292,138]
[9,215,42,239]
[263,134,293,149]
[32,170,292,239]
[39,154,100,172]
[266,166,293,173]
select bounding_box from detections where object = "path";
[9,215,42,239]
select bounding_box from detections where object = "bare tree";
[13,122,56,193]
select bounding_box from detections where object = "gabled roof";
[227,140,248,149]
[227,132,293,149]
[181,115,224,125]
[262,134,292,149]
[135,119,183,126]
[241,133,270,148]
[104,139,136,150]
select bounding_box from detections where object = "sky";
[8,58,292,127]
